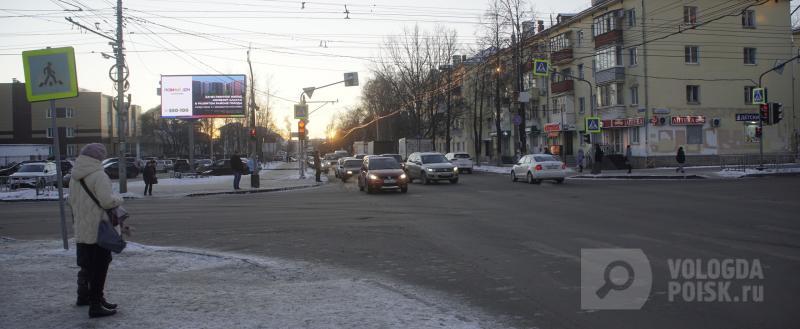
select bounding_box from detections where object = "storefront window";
[744,123,760,143]
[686,125,703,144]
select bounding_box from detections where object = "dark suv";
[358,156,408,194]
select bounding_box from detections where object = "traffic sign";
[344,72,359,87]
[752,88,766,105]
[533,59,550,77]
[512,114,522,125]
[22,47,78,102]
[294,103,308,119]
[585,117,601,133]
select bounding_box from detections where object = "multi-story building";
[0,81,141,159]
[459,0,797,166]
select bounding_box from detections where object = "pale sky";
[1,0,592,138]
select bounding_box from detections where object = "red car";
[358,156,408,194]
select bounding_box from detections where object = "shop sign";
[671,115,706,125]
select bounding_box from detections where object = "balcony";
[551,79,574,94]
[595,67,625,85]
[594,28,622,49]
[551,48,574,64]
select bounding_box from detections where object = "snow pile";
[716,167,800,178]
[0,239,510,329]
[472,165,512,174]
[0,189,64,201]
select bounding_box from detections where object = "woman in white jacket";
[68,143,123,318]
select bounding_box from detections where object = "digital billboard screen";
[161,75,246,118]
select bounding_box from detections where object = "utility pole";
[247,47,260,187]
[115,0,127,193]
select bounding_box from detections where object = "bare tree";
[478,0,511,165]
[500,0,534,154]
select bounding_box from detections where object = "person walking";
[592,144,604,174]
[230,154,243,189]
[143,160,157,196]
[676,146,686,173]
[576,148,585,173]
[625,145,633,174]
[313,151,322,182]
[68,143,123,318]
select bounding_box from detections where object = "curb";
[569,174,707,180]
[741,172,800,178]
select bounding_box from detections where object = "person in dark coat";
[230,154,243,189]
[313,151,322,182]
[625,145,633,174]
[592,144,604,174]
[142,160,157,196]
[676,146,686,173]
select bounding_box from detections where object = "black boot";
[101,299,117,310]
[89,303,117,318]
[76,279,90,306]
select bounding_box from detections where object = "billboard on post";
[160,74,246,118]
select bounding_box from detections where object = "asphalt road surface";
[3,173,799,329]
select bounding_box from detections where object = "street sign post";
[294,103,308,120]
[585,117,601,134]
[752,88,766,105]
[344,72,359,87]
[21,46,78,251]
[533,59,550,77]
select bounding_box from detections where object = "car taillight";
[535,164,543,171]
[561,163,566,169]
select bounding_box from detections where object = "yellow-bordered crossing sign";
[22,46,78,102]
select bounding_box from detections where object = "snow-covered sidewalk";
[0,238,509,329]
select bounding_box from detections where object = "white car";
[404,152,459,184]
[445,152,474,174]
[9,162,58,188]
[510,154,567,184]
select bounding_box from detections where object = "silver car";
[404,152,459,184]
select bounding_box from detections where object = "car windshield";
[345,160,362,167]
[534,155,559,162]
[421,154,448,164]
[18,164,45,173]
[368,158,401,170]
[453,154,470,159]
[382,154,402,162]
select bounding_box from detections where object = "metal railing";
[719,154,797,172]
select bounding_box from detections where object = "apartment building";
[457,0,796,166]
[0,81,141,158]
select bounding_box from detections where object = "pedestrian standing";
[625,145,633,174]
[68,143,123,318]
[592,144,604,174]
[143,160,157,196]
[676,146,686,173]
[230,154,243,189]
[576,148,585,173]
[313,151,322,182]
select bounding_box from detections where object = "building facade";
[0,81,141,159]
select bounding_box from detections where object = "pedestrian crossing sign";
[752,88,766,105]
[586,117,601,133]
[533,59,550,77]
[22,47,78,102]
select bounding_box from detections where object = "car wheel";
[555,178,565,184]
[527,172,534,184]
[366,185,373,194]
[400,186,408,193]
[421,172,429,185]
[341,177,347,183]
[449,178,458,184]
[511,171,517,182]
[534,179,542,185]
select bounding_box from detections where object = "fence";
[0,176,56,195]
[719,154,798,171]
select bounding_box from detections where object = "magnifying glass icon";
[595,260,635,299]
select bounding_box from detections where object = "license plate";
[439,173,452,177]
[384,179,396,184]
[546,165,560,170]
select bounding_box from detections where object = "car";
[0,160,42,177]
[200,159,250,176]
[445,152,474,174]
[334,150,350,158]
[337,158,363,182]
[173,159,192,173]
[163,159,174,171]
[321,153,340,173]
[354,154,367,160]
[404,152,459,185]
[9,162,58,188]
[194,159,212,171]
[357,156,408,193]
[104,161,140,179]
[379,154,405,171]
[155,160,167,172]
[511,154,567,184]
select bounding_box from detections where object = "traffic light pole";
[757,54,800,170]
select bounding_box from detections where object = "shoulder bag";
[79,179,126,253]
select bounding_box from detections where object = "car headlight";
[347,171,353,175]
[399,173,407,180]
[369,174,379,180]
[453,167,458,172]
[426,168,434,172]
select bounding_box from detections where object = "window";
[684,6,697,25]
[549,33,570,52]
[626,9,636,27]
[577,64,584,79]
[686,125,703,145]
[595,46,622,71]
[629,47,638,66]
[744,86,755,104]
[66,108,74,118]
[630,127,640,144]
[686,85,700,104]
[630,86,639,105]
[685,46,699,64]
[46,128,54,138]
[742,10,755,28]
[593,11,620,37]
[744,47,757,65]
[579,97,586,114]
[66,127,76,138]
[46,108,52,119]
[576,30,583,47]
[66,144,78,157]
[597,83,624,107]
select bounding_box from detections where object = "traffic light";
[759,103,771,125]
[583,134,591,144]
[249,128,256,140]
[771,103,783,124]
[298,120,306,140]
